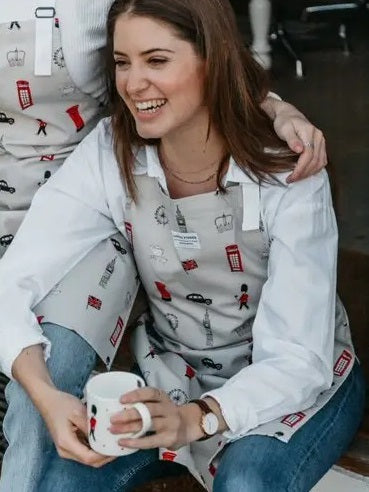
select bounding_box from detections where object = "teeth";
[135,99,166,112]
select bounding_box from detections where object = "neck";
[159,115,226,174]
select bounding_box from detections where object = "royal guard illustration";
[214,212,233,233]
[7,48,25,67]
[203,308,213,347]
[333,349,353,377]
[225,244,244,272]
[235,283,250,310]
[9,21,21,30]
[281,411,306,428]
[86,295,102,310]
[89,405,97,441]
[185,364,195,380]
[110,316,124,347]
[66,104,85,132]
[36,119,47,136]
[144,346,156,359]
[40,154,55,161]
[38,170,51,187]
[155,281,172,301]
[176,205,187,232]
[17,80,33,110]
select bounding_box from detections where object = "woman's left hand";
[109,387,202,451]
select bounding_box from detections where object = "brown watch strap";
[190,399,215,441]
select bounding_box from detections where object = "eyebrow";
[113,48,175,56]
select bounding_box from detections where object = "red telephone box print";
[333,350,353,377]
[225,244,244,272]
[16,80,33,110]
[110,316,124,347]
[281,411,306,428]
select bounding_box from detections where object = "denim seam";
[286,372,355,492]
[112,455,157,492]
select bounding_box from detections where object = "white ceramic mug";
[86,371,151,456]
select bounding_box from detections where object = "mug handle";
[129,402,152,438]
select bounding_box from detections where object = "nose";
[125,65,149,95]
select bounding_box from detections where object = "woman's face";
[113,14,207,140]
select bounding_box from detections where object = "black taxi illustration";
[0,112,15,125]
[0,234,14,247]
[186,293,212,305]
[201,358,222,371]
[110,238,127,255]
[0,180,16,194]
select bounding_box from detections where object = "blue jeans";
[1,324,366,492]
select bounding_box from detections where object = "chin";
[135,125,165,140]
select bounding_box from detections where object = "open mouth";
[134,99,167,114]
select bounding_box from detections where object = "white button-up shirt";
[0,118,340,442]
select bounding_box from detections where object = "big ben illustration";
[203,308,213,347]
[176,206,187,232]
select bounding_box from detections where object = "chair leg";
[339,23,350,55]
[274,23,304,78]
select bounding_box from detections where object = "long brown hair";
[106,0,295,199]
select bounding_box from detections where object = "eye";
[114,59,129,70]
[148,57,167,67]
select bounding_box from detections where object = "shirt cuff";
[201,387,259,441]
[1,335,51,380]
[267,91,282,101]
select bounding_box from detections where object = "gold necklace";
[159,148,219,185]
[163,164,217,185]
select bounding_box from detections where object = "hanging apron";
[0,0,102,253]
[0,1,139,367]
[125,175,355,490]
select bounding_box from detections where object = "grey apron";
[126,175,355,490]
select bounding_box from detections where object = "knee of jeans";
[214,465,281,492]
[42,323,97,392]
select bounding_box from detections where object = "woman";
[0,0,363,491]
[0,0,328,490]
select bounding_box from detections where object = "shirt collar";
[133,146,257,187]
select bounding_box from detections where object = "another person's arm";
[0,119,122,465]
[262,96,327,183]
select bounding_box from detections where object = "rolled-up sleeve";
[203,171,338,439]
[0,120,122,379]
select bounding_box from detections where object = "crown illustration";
[7,48,25,67]
[215,213,233,233]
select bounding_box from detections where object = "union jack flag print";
[87,295,102,310]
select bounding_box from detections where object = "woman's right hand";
[40,387,115,467]
[12,344,114,467]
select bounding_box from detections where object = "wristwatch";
[190,399,219,441]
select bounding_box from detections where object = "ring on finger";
[303,141,314,149]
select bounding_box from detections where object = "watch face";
[203,412,219,435]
